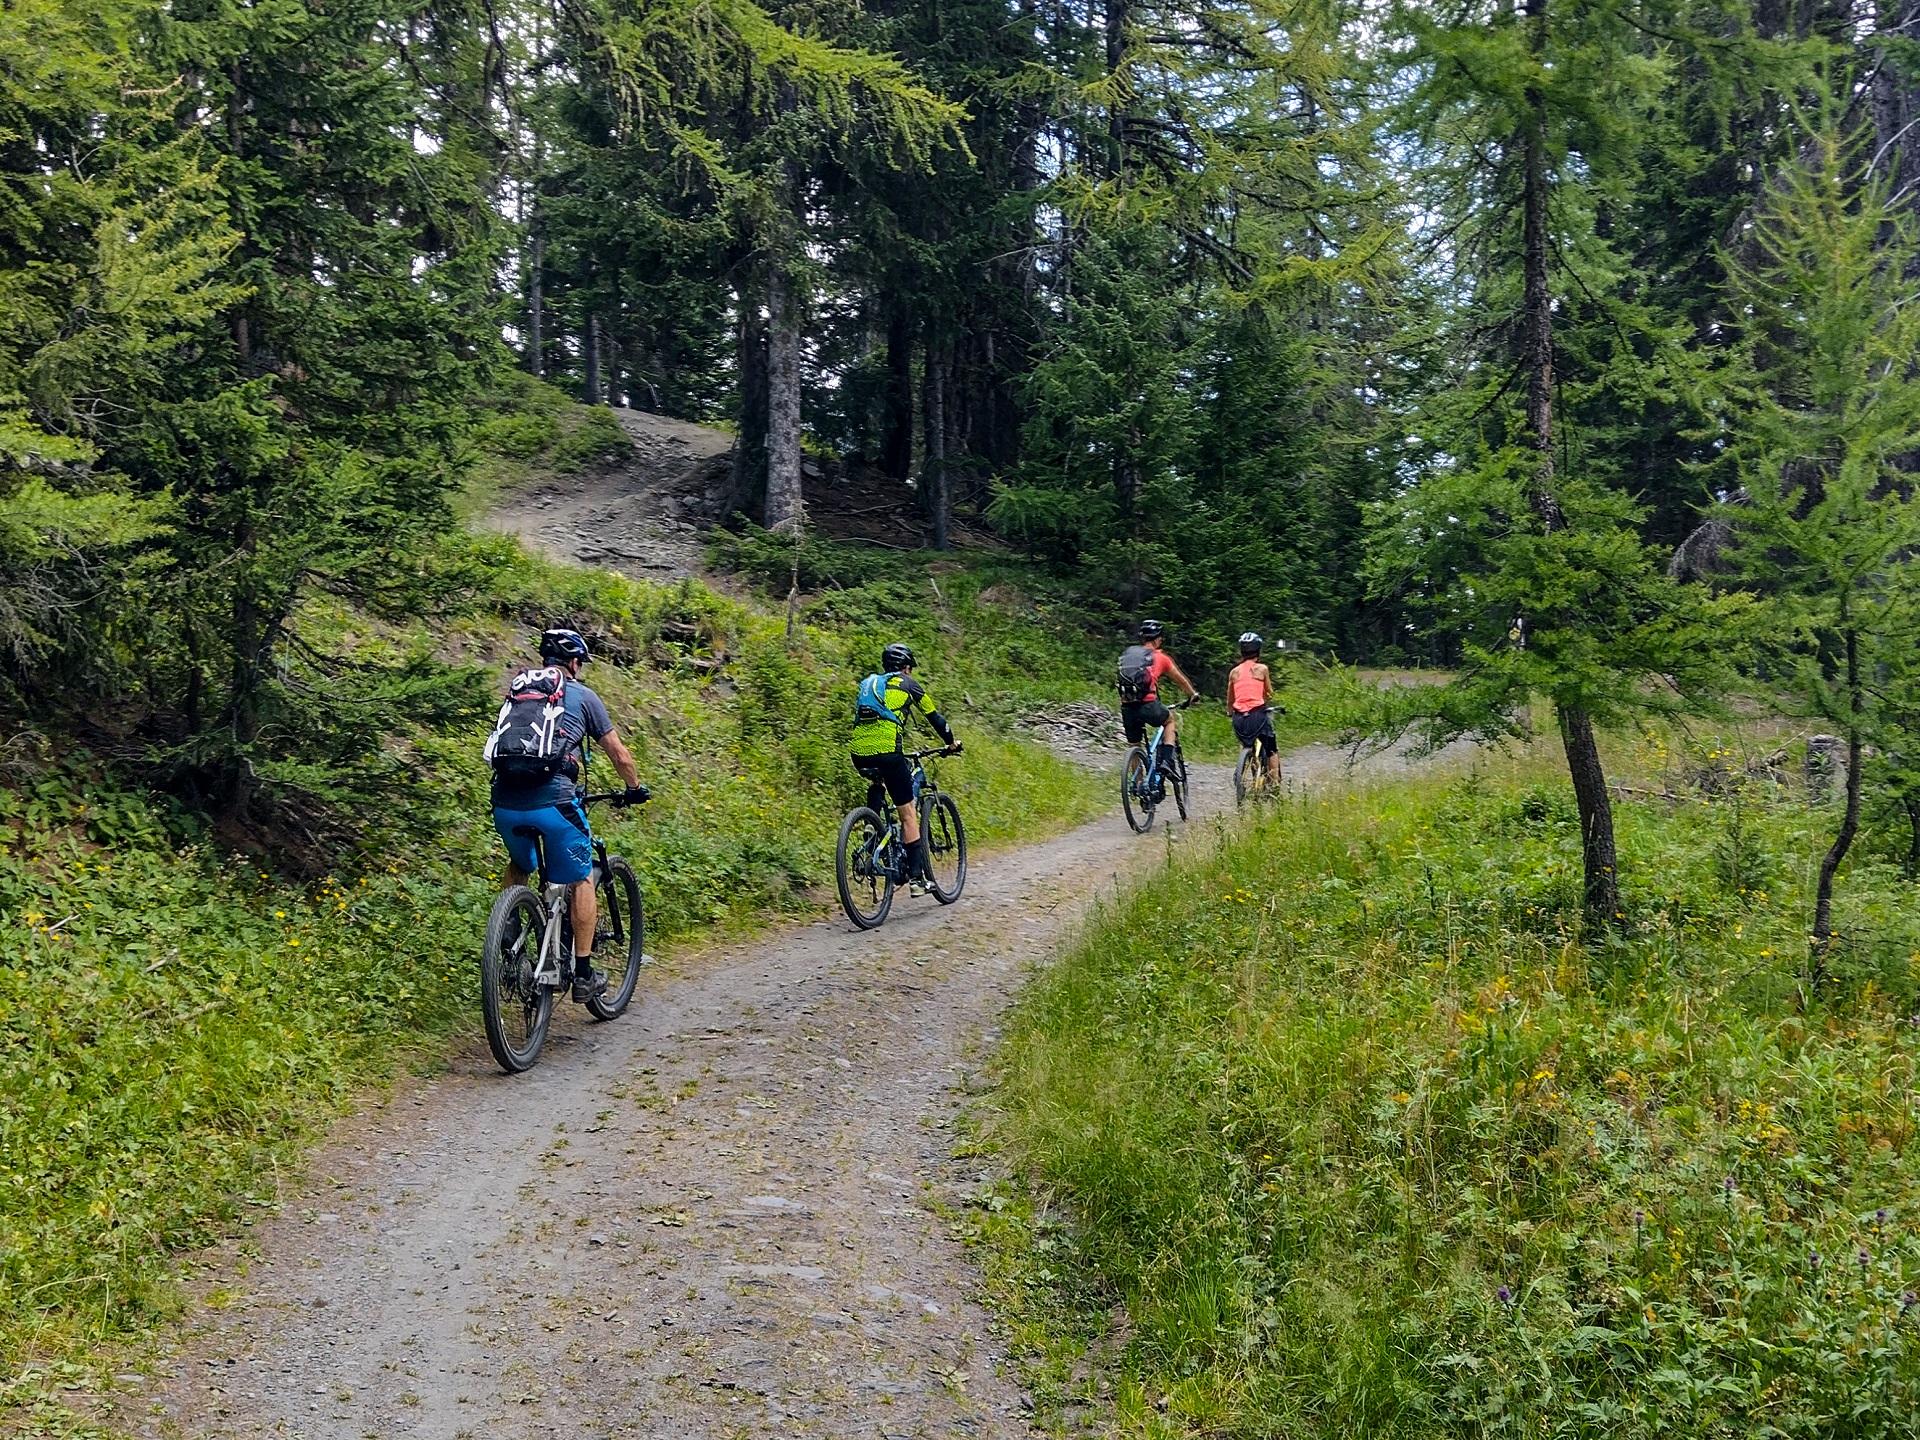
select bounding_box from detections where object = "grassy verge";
[0,518,1105,1422]
[994,745,1920,1436]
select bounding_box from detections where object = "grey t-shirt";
[490,678,614,809]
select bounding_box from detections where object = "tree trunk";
[583,311,601,405]
[924,337,949,551]
[1903,791,1920,878]
[1874,3,1920,222]
[764,259,804,536]
[1560,706,1621,924]
[1105,0,1129,177]
[528,227,544,378]
[1521,0,1563,531]
[729,301,769,516]
[1812,623,1865,967]
[882,308,916,479]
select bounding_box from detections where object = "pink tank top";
[1229,663,1266,714]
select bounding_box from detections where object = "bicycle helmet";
[540,627,591,664]
[880,642,916,671]
[1138,619,1165,641]
[1238,631,1263,657]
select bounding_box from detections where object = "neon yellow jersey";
[849,672,939,757]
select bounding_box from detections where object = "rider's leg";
[1162,709,1185,777]
[1263,738,1281,785]
[570,879,597,968]
[503,862,529,888]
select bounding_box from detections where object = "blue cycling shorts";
[493,799,595,885]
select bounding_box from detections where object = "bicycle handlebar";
[581,789,651,808]
[907,745,963,761]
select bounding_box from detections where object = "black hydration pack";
[483,666,585,781]
[1117,644,1156,702]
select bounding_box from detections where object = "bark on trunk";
[1105,0,1129,177]
[729,302,769,516]
[1521,0,1563,531]
[1903,791,1920,878]
[528,227,545,378]
[1560,706,1621,925]
[882,308,916,479]
[1812,623,1865,967]
[583,311,601,405]
[924,338,949,551]
[764,259,804,536]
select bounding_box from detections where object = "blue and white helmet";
[540,627,590,664]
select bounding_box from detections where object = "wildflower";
[1809,1251,1822,1272]
[1859,1248,1872,1272]
[1877,1208,1889,1228]
[1496,1285,1513,1307]
[1904,1292,1917,1312]
[1722,1176,1735,1200]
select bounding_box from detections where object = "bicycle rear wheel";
[923,792,967,904]
[481,886,553,1073]
[1234,747,1255,808]
[1122,749,1156,833]
[587,856,645,1021]
[836,807,895,929]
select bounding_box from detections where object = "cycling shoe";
[571,965,608,1004]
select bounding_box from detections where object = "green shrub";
[998,765,1920,1437]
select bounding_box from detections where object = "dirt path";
[485,408,735,578]
[129,742,1456,1440]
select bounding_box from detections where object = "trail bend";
[134,741,1452,1440]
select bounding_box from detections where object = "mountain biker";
[1227,632,1281,787]
[850,642,961,895]
[1117,620,1197,780]
[486,628,648,1004]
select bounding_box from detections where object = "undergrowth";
[0,524,1104,1422]
[997,746,1920,1437]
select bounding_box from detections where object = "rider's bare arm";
[1166,657,1199,698]
[599,728,644,789]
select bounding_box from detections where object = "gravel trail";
[129,741,1456,1440]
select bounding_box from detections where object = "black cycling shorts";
[1120,698,1171,745]
[1232,708,1277,758]
[853,751,916,809]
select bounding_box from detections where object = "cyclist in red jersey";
[1227,631,1281,787]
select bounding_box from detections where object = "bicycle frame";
[521,793,627,989]
[867,750,943,882]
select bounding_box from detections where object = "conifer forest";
[16,0,1920,1434]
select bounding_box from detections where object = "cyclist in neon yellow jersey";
[849,642,961,893]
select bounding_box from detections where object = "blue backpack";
[854,672,903,725]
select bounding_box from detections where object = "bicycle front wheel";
[1172,758,1190,821]
[587,856,645,1021]
[836,807,895,929]
[923,792,967,904]
[1234,747,1255,808]
[481,886,553,1073]
[1122,749,1156,833]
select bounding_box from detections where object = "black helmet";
[1138,619,1165,641]
[540,627,590,664]
[1238,631,1263,657]
[880,642,916,671]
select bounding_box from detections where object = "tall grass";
[998,756,1920,1436]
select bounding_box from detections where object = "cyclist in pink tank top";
[1227,632,1281,787]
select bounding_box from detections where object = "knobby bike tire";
[1234,747,1255,808]
[587,856,645,1021]
[482,886,553,1073]
[1173,756,1190,821]
[1122,748,1156,833]
[923,791,967,904]
[836,806,895,929]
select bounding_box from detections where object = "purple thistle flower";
[1877,1208,1889,1227]
[1903,1291,1917,1312]
[1859,1248,1872,1271]
[1634,1209,1646,1228]
[1722,1176,1735,1197]
[1497,1285,1513,1306]
[1809,1251,1822,1271]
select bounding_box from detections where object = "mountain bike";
[1233,705,1285,808]
[480,791,648,1074]
[836,747,967,930]
[1122,696,1194,833]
